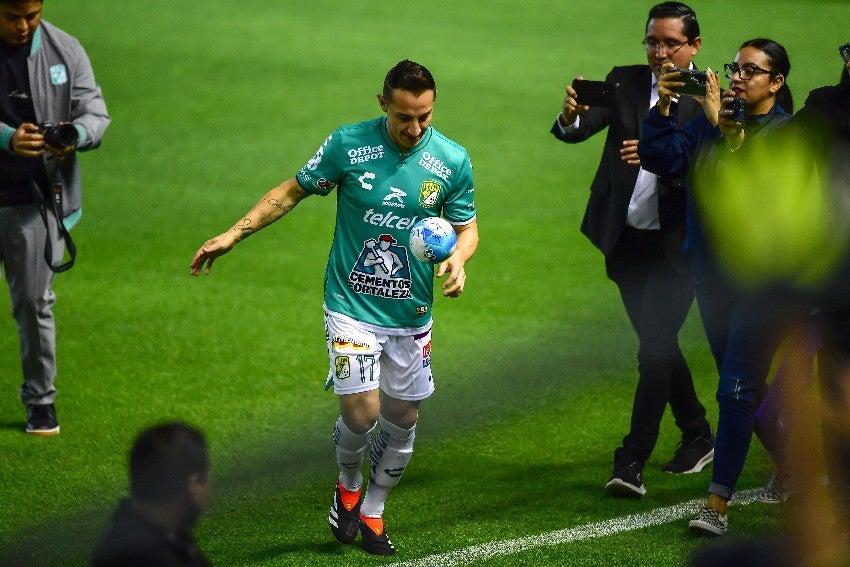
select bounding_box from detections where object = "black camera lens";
[40,123,79,149]
[730,97,747,123]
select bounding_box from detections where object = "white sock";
[333,416,374,493]
[360,415,416,518]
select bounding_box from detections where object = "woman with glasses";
[637,38,794,536]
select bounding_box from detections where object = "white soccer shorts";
[323,310,434,401]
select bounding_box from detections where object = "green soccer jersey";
[295,116,476,329]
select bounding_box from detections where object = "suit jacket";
[551,65,702,266]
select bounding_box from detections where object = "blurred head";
[129,422,210,528]
[644,2,701,78]
[378,60,437,152]
[727,38,793,115]
[0,0,42,46]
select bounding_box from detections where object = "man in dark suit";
[550,1,713,497]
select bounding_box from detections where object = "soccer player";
[190,60,478,556]
[549,2,713,497]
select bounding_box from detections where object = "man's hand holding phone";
[560,76,590,128]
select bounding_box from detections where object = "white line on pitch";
[387,489,759,567]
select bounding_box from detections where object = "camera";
[669,67,707,97]
[729,96,747,123]
[38,122,79,150]
[840,42,850,63]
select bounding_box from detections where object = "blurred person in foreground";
[92,422,212,567]
[0,0,110,435]
[792,51,850,562]
[753,49,850,514]
[550,1,714,498]
[190,60,478,556]
[639,38,795,536]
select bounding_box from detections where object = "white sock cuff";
[335,416,375,448]
[377,414,416,441]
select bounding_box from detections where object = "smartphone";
[571,79,617,107]
[840,42,850,63]
[670,68,707,97]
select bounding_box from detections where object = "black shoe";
[328,481,361,544]
[662,434,714,474]
[26,404,60,436]
[359,516,396,556]
[605,448,646,497]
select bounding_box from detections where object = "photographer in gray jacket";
[0,0,110,435]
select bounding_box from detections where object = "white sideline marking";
[388,489,759,567]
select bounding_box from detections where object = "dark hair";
[739,38,794,113]
[129,422,209,504]
[382,60,436,101]
[646,2,700,43]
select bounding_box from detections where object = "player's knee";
[378,397,420,430]
[339,393,380,434]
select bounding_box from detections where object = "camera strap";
[30,181,76,273]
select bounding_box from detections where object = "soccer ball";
[409,217,457,264]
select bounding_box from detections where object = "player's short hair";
[383,60,437,102]
[129,422,209,504]
[646,2,700,43]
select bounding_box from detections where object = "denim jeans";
[689,254,785,499]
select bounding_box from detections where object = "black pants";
[605,227,711,463]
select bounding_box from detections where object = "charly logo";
[419,180,441,209]
[49,65,68,86]
[359,171,375,191]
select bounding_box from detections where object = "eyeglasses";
[642,38,689,54]
[723,63,775,81]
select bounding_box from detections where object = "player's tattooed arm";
[190,178,310,276]
[232,179,309,242]
[233,218,255,239]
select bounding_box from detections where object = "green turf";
[0,0,845,565]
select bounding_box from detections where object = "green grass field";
[1,1,847,565]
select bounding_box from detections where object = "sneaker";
[359,515,396,556]
[756,472,791,504]
[689,505,728,536]
[26,404,60,436]
[605,448,646,497]
[329,480,361,544]
[662,434,714,474]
